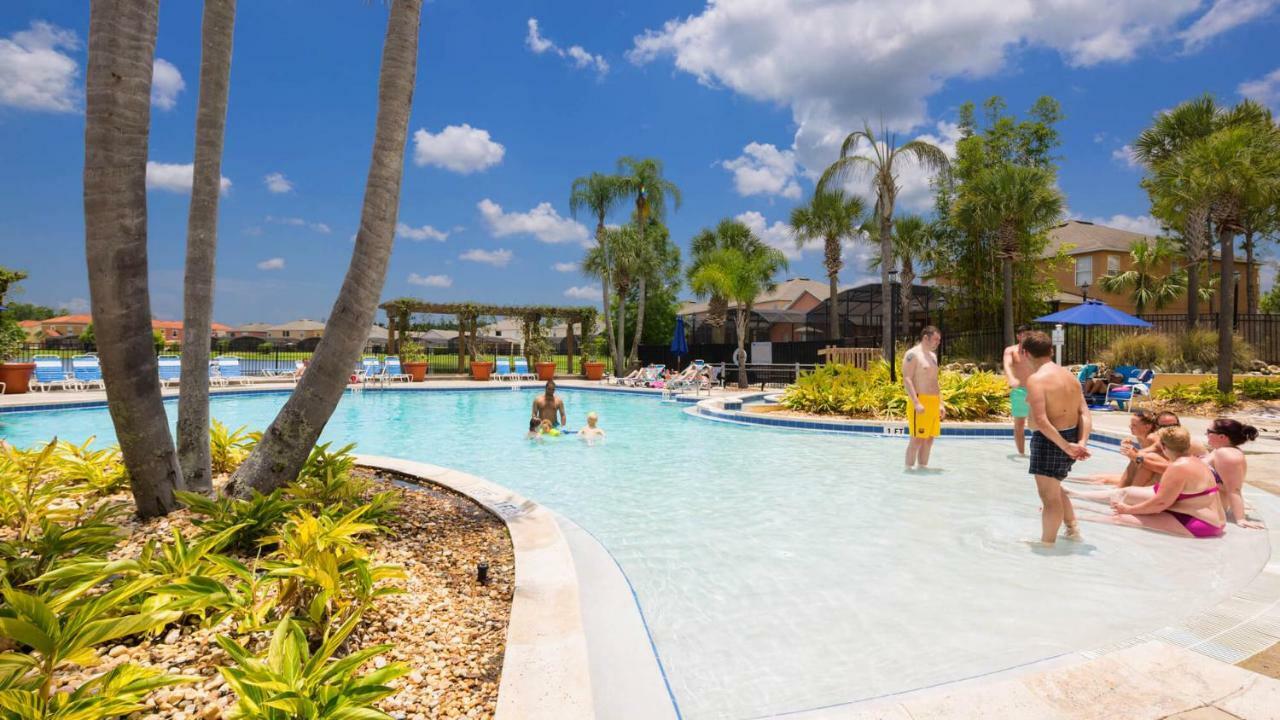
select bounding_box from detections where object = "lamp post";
[889,269,899,382]
[1078,282,1091,362]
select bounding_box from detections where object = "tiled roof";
[41,314,93,325]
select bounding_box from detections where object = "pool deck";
[5,380,1280,719]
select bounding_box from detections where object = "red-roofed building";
[38,315,232,344]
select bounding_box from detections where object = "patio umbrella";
[1034,299,1151,363]
[670,315,688,370]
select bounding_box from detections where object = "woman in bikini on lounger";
[1074,426,1226,538]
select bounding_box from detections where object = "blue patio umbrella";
[670,315,688,369]
[1034,299,1152,327]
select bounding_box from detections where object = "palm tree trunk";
[228,0,423,497]
[83,0,182,517]
[1185,212,1207,329]
[1186,261,1200,328]
[828,270,840,341]
[1001,256,1015,348]
[737,303,750,388]
[879,207,893,363]
[178,0,236,495]
[629,275,646,367]
[1244,230,1256,314]
[900,258,914,341]
[615,283,628,372]
[597,220,619,374]
[1218,223,1235,393]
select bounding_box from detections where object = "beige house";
[268,319,326,341]
[679,277,828,342]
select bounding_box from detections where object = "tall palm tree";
[584,224,637,366]
[83,0,182,517]
[569,172,627,373]
[687,219,763,344]
[177,0,237,495]
[1096,237,1187,314]
[617,157,681,234]
[689,244,787,388]
[789,190,865,340]
[229,0,424,497]
[889,215,933,340]
[953,164,1063,347]
[818,123,948,364]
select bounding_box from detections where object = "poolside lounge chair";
[610,368,642,385]
[157,355,182,387]
[215,356,255,385]
[208,362,228,388]
[32,355,79,392]
[71,355,106,390]
[629,364,665,387]
[662,363,702,395]
[357,356,381,384]
[695,364,724,396]
[1104,365,1155,410]
[512,357,536,381]
[494,357,513,381]
[379,356,413,383]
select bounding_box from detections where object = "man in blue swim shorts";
[1003,324,1034,455]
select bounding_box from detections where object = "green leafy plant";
[1237,377,1280,400]
[0,659,192,719]
[1098,333,1174,369]
[178,488,298,554]
[0,506,125,591]
[1153,380,1238,408]
[297,442,357,487]
[781,362,1010,420]
[1173,329,1256,371]
[210,419,253,474]
[216,613,406,720]
[398,341,426,363]
[0,316,26,363]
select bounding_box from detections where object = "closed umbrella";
[670,315,688,370]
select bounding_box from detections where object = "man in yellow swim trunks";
[903,326,944,470]
[1002,324,1035,455]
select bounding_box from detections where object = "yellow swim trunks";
[909,394,941,438]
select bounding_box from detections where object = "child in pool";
[526,418,542,440]
[579,412,605,441]
[538,418,561,437]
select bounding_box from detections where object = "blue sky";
[2,0,1278,325]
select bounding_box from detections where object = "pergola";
[379,299,598,374]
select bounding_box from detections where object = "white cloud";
[477,198,590,245]
[564,284,603,301]
[1086,213,1165,236]
[265,215,330,234]
[1180,0,1278,50]
[826,121,962,212]
[408,273,452,288]
[146,162,231,194]
[1239,67,1280,111]
[263,172,294,193]
[736,211,803,260]
[0,21,80,112]
[396,223,449,242]
[1111,144,1140,169]
[552,261,578,272]
[721,142,802,199]
[150,58,184,110]
[257,257,285,271]
[628,0,1257,189]
[460,248,513,267]
[526,18,609,77]
[412,124,505,174]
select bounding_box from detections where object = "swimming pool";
[1,388,1271,719]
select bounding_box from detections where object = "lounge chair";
[662,364,701,395]
[610,368,642,385]
[157,355,182,387]
[695,364,724,396]
[494,357,513,381]
[629,364,665,387]
[215,356,255,385]
[208,362,229,388]
[71,355,106,391]
[1104,365,1155,410]
[512,357,536,381]
[356,356,381,384]
[380,356,413,383]
[32,355,79,392]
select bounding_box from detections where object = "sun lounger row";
[355,356,413,386]
[492,357,537,381]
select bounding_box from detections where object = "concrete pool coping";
[6,382,1280,718]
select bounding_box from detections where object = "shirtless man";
[1002,324,1035,455]
[1023,331,1092,545]
[903,326,943,470]
[532,380,567,428]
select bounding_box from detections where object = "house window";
[1107,254,1120,275]
[282,331,290,338]
[1074,256,1092,287]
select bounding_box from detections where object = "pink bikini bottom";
[1168,510,1224,538]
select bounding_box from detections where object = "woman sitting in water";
[1207,418,1265,529]
[1075,426,1226,538]
[1073,409,1159,486]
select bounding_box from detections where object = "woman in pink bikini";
[1094,426,1226,538]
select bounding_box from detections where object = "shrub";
[1238,377,1280,400]
[1153,380,1238,408]
[1173,329,1256,372]
[257,342,274,354]
[1099,333,1173,369]
[781,362,1010,420]
[210,419,253,474]
[178,488,298,554]
[0,660,192,718]
[217,613,406,720]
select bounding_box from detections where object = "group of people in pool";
[526,380,605,443]
[902,324,1264,546]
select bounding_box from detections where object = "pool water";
[1,389,1271,719]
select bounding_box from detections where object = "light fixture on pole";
[888,269,899,383]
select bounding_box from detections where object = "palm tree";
[626,221,680,368]
[889,215,933,340]
[953,164,1063,347]
[687,219,763,344]
[617,157,681,234]
[1096,238,1187,313]
[83,0,182,517]
[229,0,424,497]
[178,0,237,495]
[569,172,627,373]
[818,123,948,364]
[689,243,788,388]
[789,190,865,340]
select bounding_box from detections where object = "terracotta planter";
[470,361,493,381]
[0,362,35,394]
[535,361,557,381]
[583,361,605,381]
[403,361,428,382]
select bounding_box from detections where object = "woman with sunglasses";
[1207,418,1265,529]
[1071,408,1160,486]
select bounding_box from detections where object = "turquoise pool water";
[1,389,1271,719]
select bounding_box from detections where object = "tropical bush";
[781,362,1009,420]
[179,488,298,554]
[210,419,254,474]
[1098,333,1174,369]
[1154,377,1280,407]
[1096,330,1258,372]
[1171,329,1256,372]
[0,660,191,719]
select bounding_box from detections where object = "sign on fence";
[750,341,773,365]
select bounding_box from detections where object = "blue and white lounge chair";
[628,364,665,387]
[494,357,513,381]
[157,355,182,387]
[512,357,536,381]
[208,362,228,387]
[357,356,381,384]
[71,355,106,390]
[215,356,254,385]
[32,355,78,392]
[380,356,412,383]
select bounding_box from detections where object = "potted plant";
[582,335,607,381]
[0,315,33,394]
[469,357,493,380]
[526,331,556,381]
[399,341,429,381]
